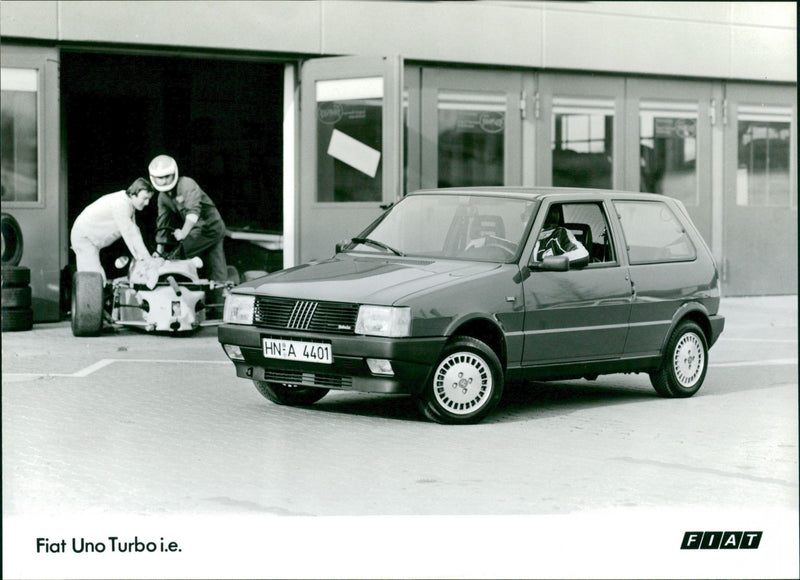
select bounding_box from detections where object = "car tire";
[415,336,504,425]
[252,381,330,406]
[71,271,104,337]
[650,321,708,398]
[2,286,31,308]
[1,212,24,266]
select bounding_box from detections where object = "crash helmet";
[148,155,179,192]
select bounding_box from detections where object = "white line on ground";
[719,337,797,343]
[2,358,229,379]
[711,358,797,368]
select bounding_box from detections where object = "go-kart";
[71,233,234,337]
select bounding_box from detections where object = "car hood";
[235,254,502,305]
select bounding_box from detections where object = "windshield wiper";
[351,237,405,257]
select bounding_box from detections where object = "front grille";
[254,296,359,335]
[264,369,353,390]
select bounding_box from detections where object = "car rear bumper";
[709,314,725,348]
[218,324,447,395]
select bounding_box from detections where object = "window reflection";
[437,91,505,187]
[639,100,698,205]
[552,97,613,189]
[736,105,791,207]
[316,77,383,202]
[1,68,39,203]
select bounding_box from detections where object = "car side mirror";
[532,255,570,272]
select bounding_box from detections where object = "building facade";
[1,1,796,321]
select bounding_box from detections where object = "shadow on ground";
[287,378,658,424]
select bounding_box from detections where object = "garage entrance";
[60,51,285,287]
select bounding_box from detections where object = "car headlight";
[223,294,255,324]
[355,305,411,337]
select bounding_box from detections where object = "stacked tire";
[1,212,33,332]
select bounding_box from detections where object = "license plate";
[262,338,332,364]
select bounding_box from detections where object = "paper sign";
[327,129,381,178]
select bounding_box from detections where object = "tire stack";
[1,212,33,332]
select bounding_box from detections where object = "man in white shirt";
[70,177,155,282]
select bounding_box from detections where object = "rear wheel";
[415,336,504,425]
[71,272,104,337]
[253,381,330,406]
[650,321,708,398]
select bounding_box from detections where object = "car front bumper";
[218,323,447,395]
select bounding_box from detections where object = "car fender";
[441,312,511,368]
[660,301,713,353]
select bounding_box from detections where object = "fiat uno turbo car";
[218,187,725,425]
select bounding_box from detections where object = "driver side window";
[531,202,617,267]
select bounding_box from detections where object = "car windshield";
[346,194,537,262]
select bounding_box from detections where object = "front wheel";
[415,336,504,425]
[253,381,329,406]
[650,321,708,398]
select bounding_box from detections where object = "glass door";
[723,83,796,295]
[624,79,714,244]
[420,69,522,189]
[1,45,62,321]
[299,56,403,262]
[536,74,625,189]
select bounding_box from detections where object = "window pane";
[1,67,39,203]
[533,202,617,264]
[437,91,505,187]
[614,201,696,264]
[552,97,613,189]
[640,100,698,206]
[316,77,383,202]
[736,105,792,207]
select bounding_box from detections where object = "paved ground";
[2,295,798,579]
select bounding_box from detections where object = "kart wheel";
[1,212,24,266]
[415,336,504,425]
[71,272,104,337]
[253,381,329,406]
[650,321,708,398]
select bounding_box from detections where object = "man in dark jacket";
[149,154,228,284]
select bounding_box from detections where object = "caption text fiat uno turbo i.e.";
[219,187,725,424]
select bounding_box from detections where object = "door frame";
[721,82,797,296]
[298,55,404,263]
[623,78,715,245]
[1,44,63,321]
[535,73,626,189]
[419,68,523,189]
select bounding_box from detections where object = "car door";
[520,199,632,366]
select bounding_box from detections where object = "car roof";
[406,186,672,203]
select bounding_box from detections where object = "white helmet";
[148,155,179,192]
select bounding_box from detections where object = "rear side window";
[614,200,696,264]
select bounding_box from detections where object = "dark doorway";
[61,51,284,283]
